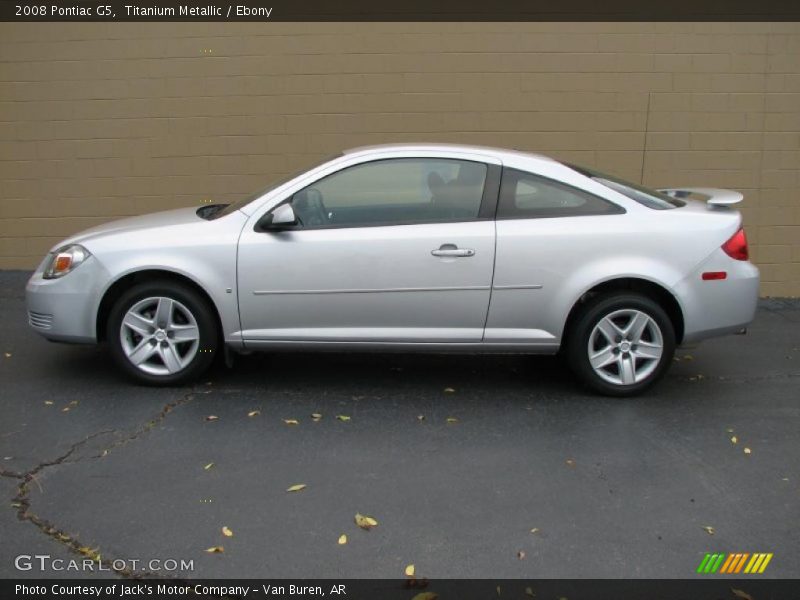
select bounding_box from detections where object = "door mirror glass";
[260,203,297,230]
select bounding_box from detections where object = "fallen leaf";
[702,525,715,535]
[62,407,71,413]
[355,512,378,530]
[336,415,351,422]
[311,413,322,421]
[338,534,347,545]
[530,528,540,534]
[496,585,501,596]
[565,458,576,467]
[744,447,752,455]
[417,415,425,421]
[731,436,738,444]
[410,593,437,600]
[205,546,224,553]
[69,400,79,406]
[683,354,694,361]
[44,401,53,406]
[221,526,233,537]
[4,353,11,358]
[443,387,456,393]
[731,589,753,600]
[726,428,735,433]
[517,550,526,560]
[204,462,215,470]
[205,415,219,422]
[446,417,459,424]
[283,419,299,425]
[247,410,260,418]
[525,588,535,598]
[405,564,415,577]
[286,484,306,492]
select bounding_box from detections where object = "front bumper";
[25,256,110,344]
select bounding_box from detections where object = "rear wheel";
[566,293,675,396]
[107,280,218,385]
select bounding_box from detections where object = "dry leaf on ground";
[248,410,260,418]
[355,513,378,530]
[205,546,224,553]
[205,415,219,422]
[203,462,214,470]
[731,589,754,600]
[221,526,233,537]
[744,447,752,455]
[702,525,715,535]
[405,564,415,577]
[311,413,322,421]
[336,415,351,421]
[443,387,455,393]
[283,419,299,425]
[338,534,347,545]
[446,417,459,424]
[286,484,306,492]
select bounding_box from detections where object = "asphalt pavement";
[1,270,798,580]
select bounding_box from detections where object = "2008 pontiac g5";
[26,144,759,396]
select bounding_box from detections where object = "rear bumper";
[25,256,109,344]
[674,250,760,345]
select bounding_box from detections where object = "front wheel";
[107,280,219,385]
[566,293,676,397]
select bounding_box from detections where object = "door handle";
[431,244,475,258]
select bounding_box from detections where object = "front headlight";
[43,244,91,279]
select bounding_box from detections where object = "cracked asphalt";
[1,270,798,580]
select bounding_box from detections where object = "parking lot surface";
[1,271,798,579]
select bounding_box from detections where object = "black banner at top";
[2,0,800,22]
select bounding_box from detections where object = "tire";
[566,293,676,397]
[107,280,219,385]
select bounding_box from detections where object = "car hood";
[54,207,203,250]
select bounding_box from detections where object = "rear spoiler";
[658,187,743,208]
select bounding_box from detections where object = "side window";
[498,168,623,219]
[290,158,488,228]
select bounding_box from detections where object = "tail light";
[721,227,749,261]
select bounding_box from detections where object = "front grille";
[28,311,54,329]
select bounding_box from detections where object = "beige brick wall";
[1,22,798,295]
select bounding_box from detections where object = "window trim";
[263,158,502,231]
[495,167,625,220]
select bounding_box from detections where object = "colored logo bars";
[697,553,773,574]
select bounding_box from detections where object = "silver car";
[26,144,759,395]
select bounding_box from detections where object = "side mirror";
[259,203,297,231]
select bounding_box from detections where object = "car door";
[237,155,501,344]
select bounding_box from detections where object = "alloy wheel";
[587,308,664,386]
[119,296,200,376]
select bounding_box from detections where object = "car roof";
[343,143,556,164]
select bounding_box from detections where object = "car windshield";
[208,153,342,219]
[566,163,685,210]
